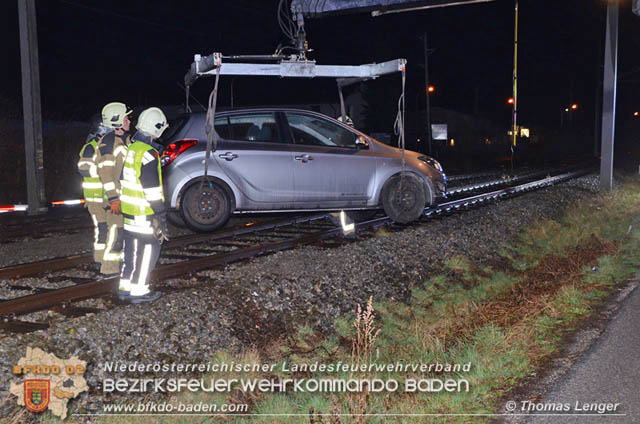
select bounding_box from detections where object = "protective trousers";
[101,211,123,274]
[86,203,108,264]
[119,230,161,297]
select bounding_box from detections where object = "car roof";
[174,107,336,120]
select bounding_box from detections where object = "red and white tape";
[0,199,85,213]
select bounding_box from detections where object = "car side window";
[286,113,357,148]
[215,113,281,143]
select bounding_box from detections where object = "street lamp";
[560,104,578,128]
[427,85,435,94]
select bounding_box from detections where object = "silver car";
[160,108,446,232]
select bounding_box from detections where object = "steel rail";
[0,213,329,279]
[0,169,592,320]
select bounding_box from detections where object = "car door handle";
[218,152,238,161]
[294,154,313,163]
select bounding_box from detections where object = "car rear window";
[159,116,189,146]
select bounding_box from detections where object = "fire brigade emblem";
[24,380,50,412]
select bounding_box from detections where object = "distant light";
[564,108,569,112]
[449,138,455,147]
[427,85,435,93]
[507,98,514,105]
[417,138,421,142]
[571,104,578,110]
[634,111,639,117]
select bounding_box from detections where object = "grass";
[31,175,640,423]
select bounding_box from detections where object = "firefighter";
[118,107,169,303]
[95,102,133,276]
[77,116,112,270]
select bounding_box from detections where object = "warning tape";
[0,199,85,213]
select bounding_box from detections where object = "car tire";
[181,181,232,232]
[381,173,427,224]
[167,210,187,228]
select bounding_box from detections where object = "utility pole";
[600,0,618,191]
[511,0,519,155]
[423,31,432,156]
[18,0,46,215]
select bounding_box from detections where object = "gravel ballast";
[0,174,602,419]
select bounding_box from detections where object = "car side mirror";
[355,136,369,149]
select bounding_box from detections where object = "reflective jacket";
[77,138,104,203]
[96,131,130,203]
[120,136,165,235]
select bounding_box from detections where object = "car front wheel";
[181,181,232,232]
[381,173,427,224]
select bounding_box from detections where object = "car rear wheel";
[181,181,232,232]
[381,173,427,224]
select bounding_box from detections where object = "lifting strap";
[393,65,407,192]
[202,64,221,186]
[337,81,347,123]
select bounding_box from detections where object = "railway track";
[0,168,593,333]
[0,167,564,242]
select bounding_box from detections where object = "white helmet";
[136,107,169,138]
[337,115,354,127]
[102,102,132,128]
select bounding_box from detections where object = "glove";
[109,200,121,214]
[153,214,170,243]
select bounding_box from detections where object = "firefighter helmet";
[101,102,133,128]
[136,107,169,138]
[337,115,354,127]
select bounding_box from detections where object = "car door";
[214,112,295,205]
[284,112,376,205]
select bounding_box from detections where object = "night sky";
[1,0,639,131]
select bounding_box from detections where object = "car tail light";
[161,139,198,167]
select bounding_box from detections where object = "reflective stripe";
[121,180,144,191]
[77,159,93,166]
[124,223,154,234]
[143,186,163,195]
[142,151,155,165]
[85,197,105,203]
[82,182,103,189]
[130,243,153,296]
[146,192,163,201]
[114,145,128,158]
[103,224,122,262]
[119,278,131,291]
[89,165,99,178]
[94,243,106,250]
[104,182,116,191]
[122,167,137,179]
[98,160,115,168]
[120,194,150,207]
